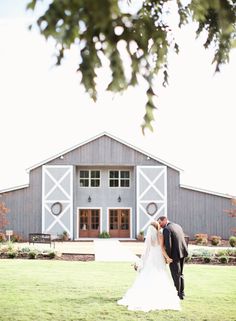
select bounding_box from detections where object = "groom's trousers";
[169,258,185,298]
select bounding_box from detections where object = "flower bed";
[186,248,236,265]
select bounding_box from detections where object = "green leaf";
[26,0,37,11]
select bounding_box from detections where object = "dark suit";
[163,222,188,299]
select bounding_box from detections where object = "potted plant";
[210,235,221,246]
[62,231,70,241]
[98,231,110,238]
[137,231,144,242]
[229,236,236,247]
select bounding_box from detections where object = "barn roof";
[0,132,233,198]
[26,132,183,173]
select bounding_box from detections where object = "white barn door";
[136,166,167,236]
[42,165,73,238]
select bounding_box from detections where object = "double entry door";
[78,208,130,238]
[109,209,130,238]
[79,209,100,238]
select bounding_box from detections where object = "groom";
[158,216,188,300]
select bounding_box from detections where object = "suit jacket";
[163,222,188,261]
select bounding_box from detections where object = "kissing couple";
[117,216,188,312]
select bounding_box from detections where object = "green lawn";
[0,260,235,321]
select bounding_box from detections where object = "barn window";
[91,171,100,187]
[80,170,100,187]
[109,170,130,187]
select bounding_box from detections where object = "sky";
[0,0,236,196]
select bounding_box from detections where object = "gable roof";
[26,132,183,173]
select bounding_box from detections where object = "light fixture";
[118,196,121,202]
[60,155,64,160]
[88,196,91,203]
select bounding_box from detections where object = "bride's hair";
[151,221,160,231]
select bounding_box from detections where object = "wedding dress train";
[117,225,181,312]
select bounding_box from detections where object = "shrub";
[229,236,236,247]
[194,233,208,245]
[20,247,31,253]
[203,256,211,263]
[11,233,23,243]
[57,231,70,241]
[216,249,228,257]
[226,249,236,257]
[28,251,37,259]
[0,232,6,242]
[7,251,17,258]
[190,248,212,257]
[219,256,229,264]
[48,251,56,259]
[210,235,221,246]
[99,231,110,238]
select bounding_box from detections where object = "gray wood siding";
[175,187,233,239]
[75,166,135,238]
[0,167,43,240]
[46,136,163,167]
[0,135,233,239]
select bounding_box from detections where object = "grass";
[0,260,235,321]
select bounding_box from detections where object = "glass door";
[79,209,100,237]
[109,209,130,238]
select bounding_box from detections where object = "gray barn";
[0,133,234,240]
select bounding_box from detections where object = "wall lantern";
[117,196,121,202]
[88,196,92,203]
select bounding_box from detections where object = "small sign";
[6,230,13,236]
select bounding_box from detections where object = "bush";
[229,236,236,247]
[219,256,229,264]
[216,249,228,257]
[226,249,236,257]
[203,256,212,263]
[11,233,23,243]
[28,251,37,259]
[7,251,17,259]
[210,235,221,246]
[194,233,208,245]
[48,251,56,259]
[190,248,212,257]
[20,247,31,253]
[0,233,6,242]
[98,231,110,238]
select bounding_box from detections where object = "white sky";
[0,0,236,196]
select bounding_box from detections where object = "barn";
[0,132,234,240]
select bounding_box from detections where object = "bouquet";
[132,257,143,272]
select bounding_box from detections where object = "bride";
[117,221,181,312]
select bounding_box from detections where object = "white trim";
[79,169,101,188]
[42,165,73,238]
[76,207,103,239]
[42,168,45,233]
[108,169,131,188]
[136,166,167,234]
[26,132,182,173]
[106,207,132,239]
[0,184,29,194]
[180,184,233,199]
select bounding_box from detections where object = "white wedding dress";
[117,225,181,312]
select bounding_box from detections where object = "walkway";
[94,239,139,262]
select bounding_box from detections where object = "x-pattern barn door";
[42,165,73,238]
[136,166,167,236]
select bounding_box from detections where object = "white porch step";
[94,239,138,262]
